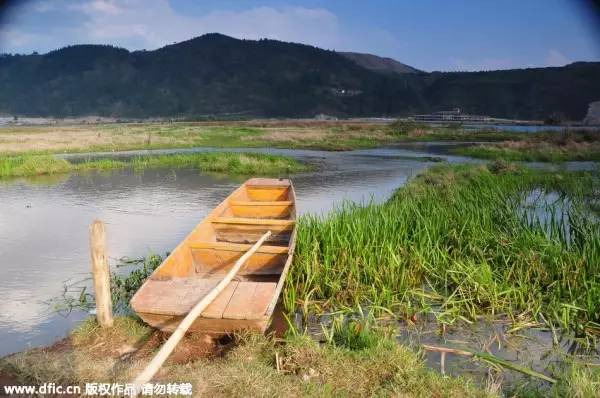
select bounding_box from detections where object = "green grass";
[455,143,600,162]
[452,130,600,162]
[0,152,309,179]
[127,152,309,174]
[509,361,600,397]
[387,120,531,142]
[0,155,73,177]
[286,162,600,339]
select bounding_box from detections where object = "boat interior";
[131,178,296,321]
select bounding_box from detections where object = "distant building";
[412,108,493,123]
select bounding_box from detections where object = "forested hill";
[1,33,599,120]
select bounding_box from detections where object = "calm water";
[0,146,475,357]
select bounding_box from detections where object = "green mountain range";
[1,33,598,120]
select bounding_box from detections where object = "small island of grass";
[0,152,310,179]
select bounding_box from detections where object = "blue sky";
[0,0,598,71]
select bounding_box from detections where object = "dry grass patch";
[0,120,394,154]
[0,317,491,397]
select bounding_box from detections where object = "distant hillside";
[340,52,421,74]
[0,33,599,120]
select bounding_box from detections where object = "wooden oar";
[132,230,272,393]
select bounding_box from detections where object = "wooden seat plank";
[246,178,290,187]
[213,217,295,226]
[188,241,289,254]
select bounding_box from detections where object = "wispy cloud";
[0,0,344,53]
[546,49,572,67]
[0,0,589,71]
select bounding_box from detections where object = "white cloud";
[0,0,344,53]
[546,49,571,67]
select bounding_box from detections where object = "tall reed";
[286,163,600,338]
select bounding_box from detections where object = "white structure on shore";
[411,108,496,123]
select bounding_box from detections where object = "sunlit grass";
[455,144,600,162]
[453,130,600,161]
[0,152,309,179]
[286,162,600,339]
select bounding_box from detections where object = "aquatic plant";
[286,163,600,340]
[51,254,165,314]
[0,155,72,177]
[111,254,164,312]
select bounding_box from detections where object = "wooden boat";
[130,178,296,334]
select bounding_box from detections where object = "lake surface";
[0,145,475,357]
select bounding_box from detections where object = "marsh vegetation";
[0,121,395,154]
[2,120,599,162]
[453,130,600,161]
[0,152,308,179]
[287,163,600,341]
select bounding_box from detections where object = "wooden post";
[90,219,113,327]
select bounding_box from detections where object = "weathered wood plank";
[201,281,238,319]
[223,282,258,320]
[213,217,295,226]
[192,249,286,276]
[244,282,278,319]
[230,204,292,219]
[90,220,113,328]
[247,187,289,201]
[229,200,293,206]
[131,278,219,316]
[188,241,289,254]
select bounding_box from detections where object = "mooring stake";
[90,219,113,328]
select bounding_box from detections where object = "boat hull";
[130,178,296,335]
[136,312,270,335]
